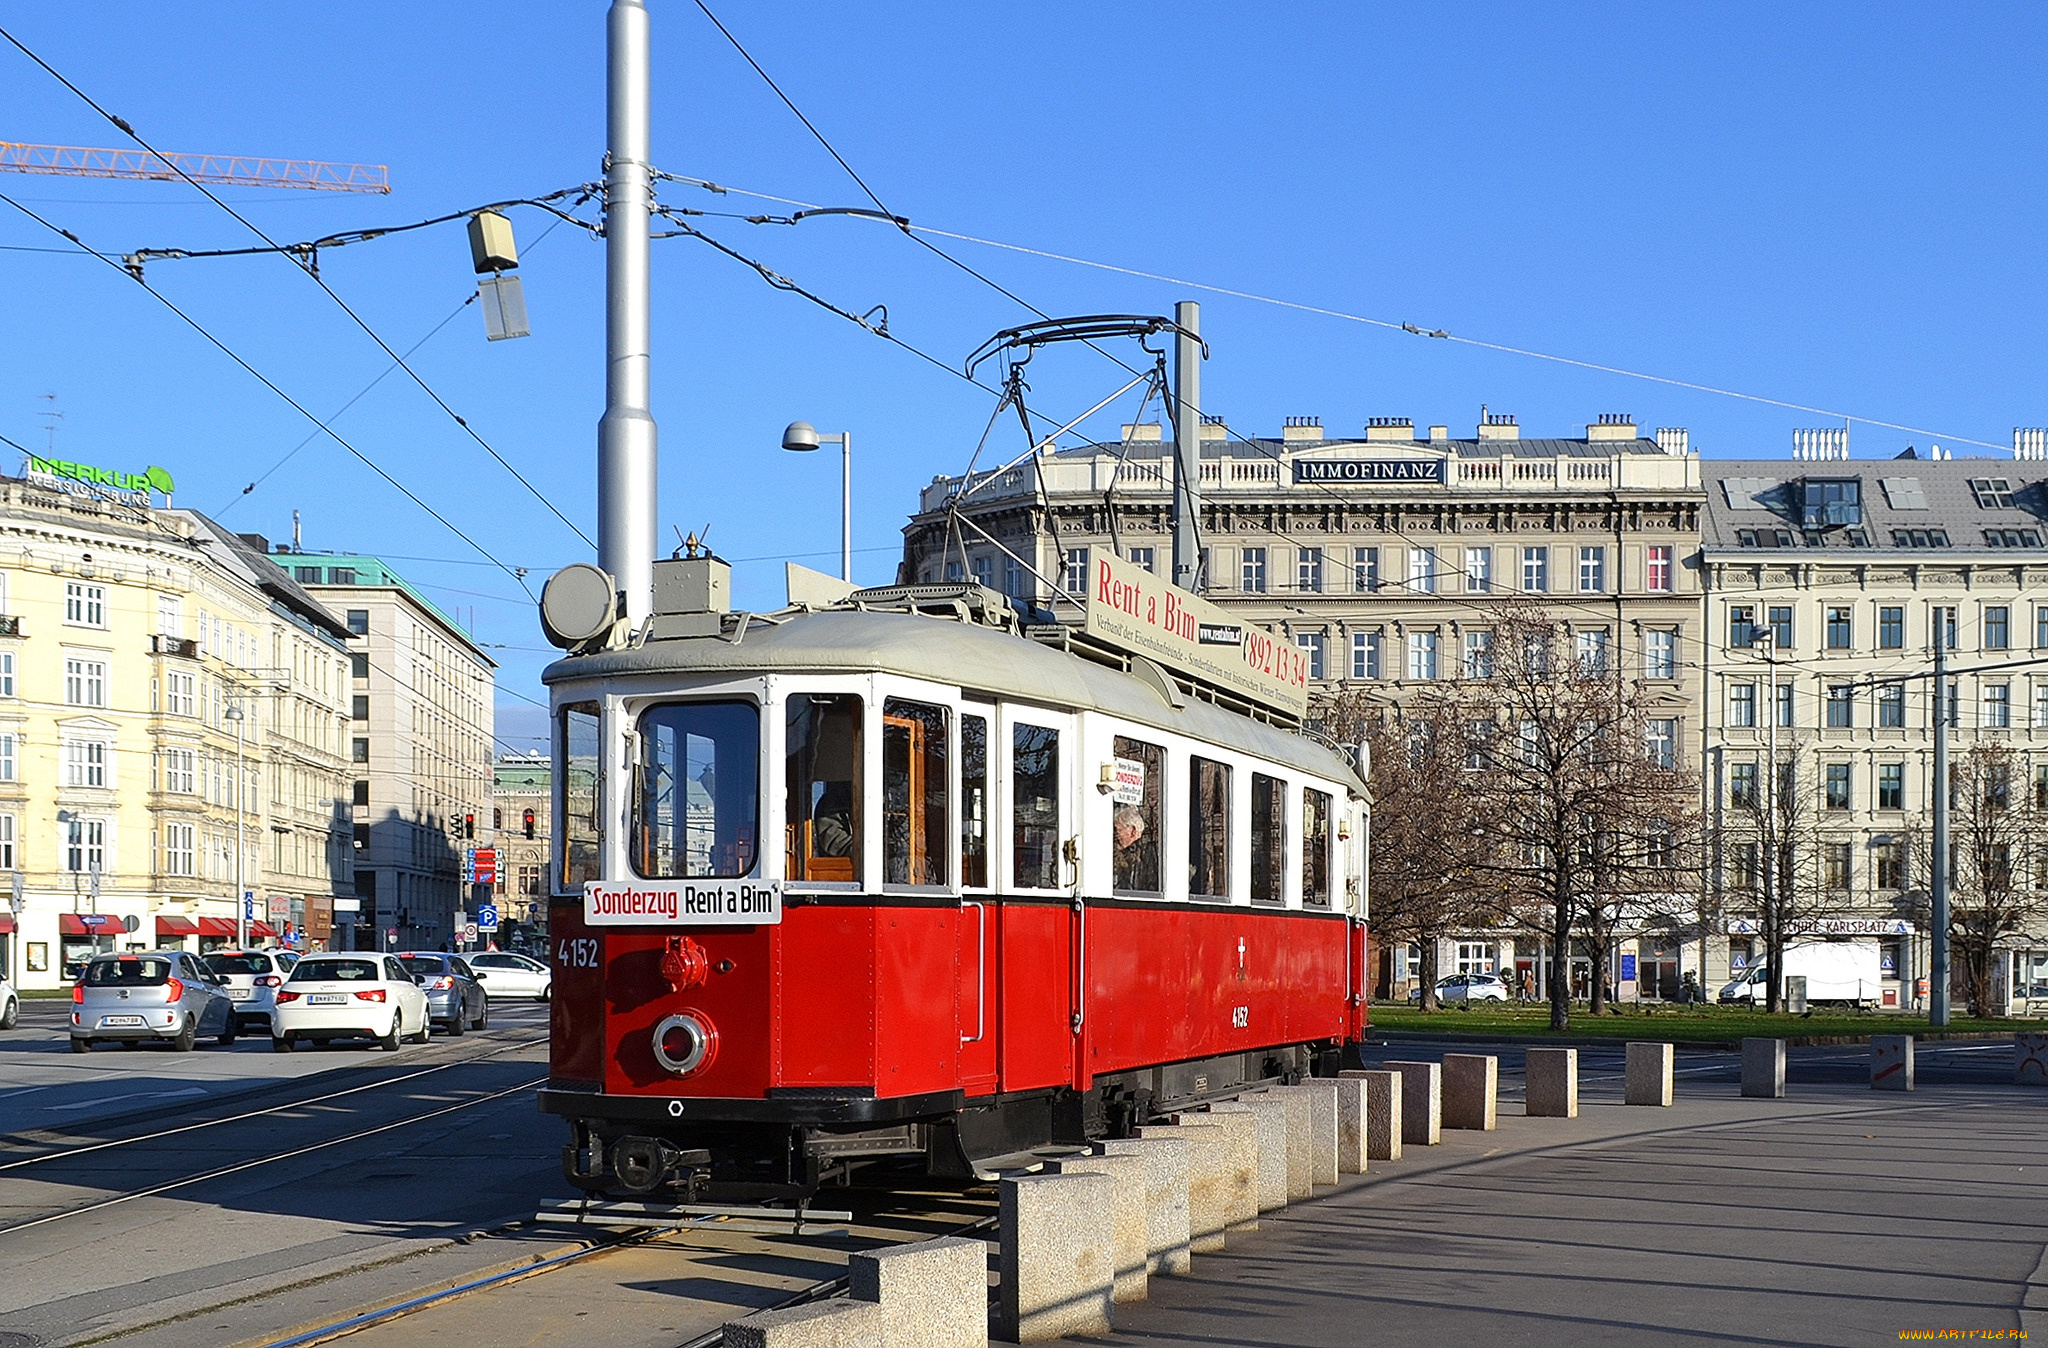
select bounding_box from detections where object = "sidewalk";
[1078,1079,2048,1346]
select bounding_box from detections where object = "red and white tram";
[539,555,1370,1200]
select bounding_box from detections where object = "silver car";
[464,952,551,1001]
[395,952,489,1034]
[72,951,236,1051]
[202,948,300,1034]
[0,973,17,1030]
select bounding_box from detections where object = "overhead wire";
[0,23,600,549]
[0,191,535,597]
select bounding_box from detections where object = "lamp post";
[224,701,247,948]
[780,421,851,581]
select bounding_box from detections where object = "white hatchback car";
[464,952,551,1001]
[203,948,300,1034]
[273,953,430,1052]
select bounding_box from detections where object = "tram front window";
[787,695,863,883]
[633,701,759,879]
[1013,723,1060,890]
[560,702,602,889]
[883,698,948,887]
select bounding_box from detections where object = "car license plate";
[307,993,348,1005]
[100,1015,144,1027]
[229,989,254,1001]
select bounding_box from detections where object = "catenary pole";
[1170,300,1203,593]
[1930,624,1950,1026]
[599,0,657,627]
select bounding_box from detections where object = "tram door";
[957,704,998,1096]
[997,705,1078,1093]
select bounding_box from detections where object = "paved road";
[1081,1048,2048,1348]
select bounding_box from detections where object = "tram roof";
[545,608,1364,794]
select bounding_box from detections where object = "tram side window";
[787,695,863,883]
[1250,772,1287,905]
[962,714,989,888]
[1111,735,1163,896]
[884,698,948,886]
[1013,723,1061,889]
[560,702,602,890]
[633,701,758,879]
[1189,757,1231,901]
[1302,787,1333,908]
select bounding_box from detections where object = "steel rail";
[0,1077,544,1237]
[0,1031,549,1173]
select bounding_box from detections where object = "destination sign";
[1085,551,1310,719]
[1292,458,1445,485]
[584,880,783,926]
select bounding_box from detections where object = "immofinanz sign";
[1292,458,1445,485]
[584,880,783,926]
[1085,550,1310,719]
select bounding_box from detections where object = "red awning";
[195,917,238,937]
[0,912,13,934]
[248,920,278,939]
[156,916,199,937]
[59,913,126,936]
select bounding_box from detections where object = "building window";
[64,740,108,788]
[2036,683,2048,729]
[1003,556,1025,598]
[1825,763,1851,811]
[1575,628,1609,676]
[1985,683,2012,729]
[352,738,370,763]
[1986,606,2010,651]
[64,818,105,873]
[1878,682,1906,728]
[352,695,369,721]
[1352,547,1379,593]
[2038,605,2048,649]
[1295,631,1325,680]
[1878,762,1904,810]
[1351,631,1381,680]
[1730,682,1757,728]
[345,609,370,636]
[1577,547,1605,594]
[1296,548,1323,594]
[0,649,12,699]
[164,822,196,877]
[1409,547,1437,594]
[1463,630,1493,679]
[350,653,369,680]
[1241,548,1267,593]
[1825,607,1853,650]
[1826,684,1854,728]
[1729,606,1756,648]
[1061,547,1089,596]
[64,657,107,708]
[1644,629,1676,680]
[1936,606,1958,651]
[1464,547,1492,593]
[1767,606,1794,650]
[1878,606,1904,650]
[1970,477,2016,508]
[1126,547,1154,573]
[165,670,195,716]
[1645,545,1673,592]
[0,813,13,869]
[1521,547,1548,594]
[157,593,180,638]
[1646,718,1677,769]
[1823,842,1852,890]
[164,747,195,793]
[1730,761,1758,808]
[1776,682,1796,728]
[1875,843,1905,891]
[1406,631,1438,680]
[64,582,106,628]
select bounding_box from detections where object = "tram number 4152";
[555,937,600,970]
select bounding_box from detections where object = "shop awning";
[195,917,238,937]
[0,912,13,935]
[59,913,126,936]
[156,916,199,937]
[248,920,278,939]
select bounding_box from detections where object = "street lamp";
[780,421,851,582]
[224,701,247,948]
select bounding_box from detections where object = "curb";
[1366,1027,2021,1050]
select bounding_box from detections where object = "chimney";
[1792,427,1849,461]
[1586,413,1638,442]
[1428,425,1450,442]
[1365,417,1414,443]
[1282,415,1323,443]
[1655,428,1691,457]
[1200,413,1227,442]
[1120,423,1164,442]
[1477,410,1519,442]
[2015,428,2047,461]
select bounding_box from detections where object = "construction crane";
[0,142,387,193]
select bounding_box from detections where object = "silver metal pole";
[234,707,246,949]
[599,0,657,627]
[1762,633,1776,1011]
[1170,300,1203,593]
[1931,625,1950,1026]
[840,431,852,582]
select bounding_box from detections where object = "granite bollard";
[1330,1072,1369,1173]
[1624,1041,1674,1106]
[1870,1035,1914,1092]
[1524,1047,1578,1118]
[850,1236,989,1348]
[1264,1086,1318,1197]
[1441,1054,1498,1131]
[995,1171,1115,1342]
[1384,1061,1442,1145]
[2017,1032,2048,1085]
[1099,1135,1193,1276]
[1346,1069,1402,1161]
[1187,1109,1260,1233]
[1049,1153,1149,1304]
[722,1300,886,1347]
[1278,1079,1342,1186]
[1136,1123,1225,1254]
[1209,1097,1290,1212]
[1741,1037,1786,1099]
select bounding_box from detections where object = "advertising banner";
[1084,551,1309,718]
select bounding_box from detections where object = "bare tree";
[1938,743,2048,1016]
[1718,736,1857,1012]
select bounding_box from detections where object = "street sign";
[243,890,257,920]
[474,848,498,886]
[462,922,480,945]
[477,903,500,932]
[267,894,291,920]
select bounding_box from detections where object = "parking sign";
[477,903,500,932]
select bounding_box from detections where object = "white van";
[1719,940,1882,1008]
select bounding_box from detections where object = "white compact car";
[464,951,551,1001]
[273,953,430,1052]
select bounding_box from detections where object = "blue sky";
[4,4,2044,746]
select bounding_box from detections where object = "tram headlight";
[651,1011,717,1077]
